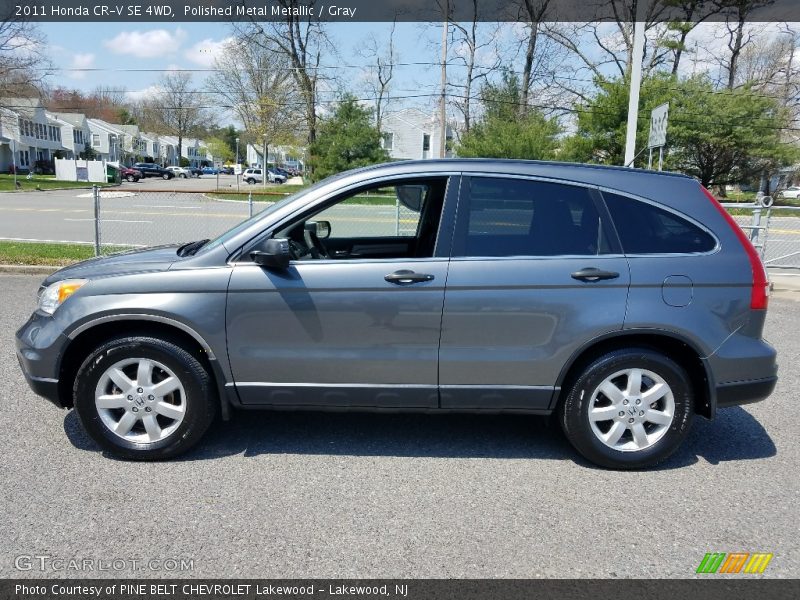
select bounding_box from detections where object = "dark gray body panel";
[15,159,777,417]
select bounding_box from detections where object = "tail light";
[702,186,768,309]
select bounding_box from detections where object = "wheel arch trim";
[65,314,217,360]
[551,328,717,418]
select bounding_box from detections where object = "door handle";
[384,270,435,285]
[571,267,620,282]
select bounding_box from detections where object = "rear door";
[439,175,630,410]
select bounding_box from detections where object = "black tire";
[246,178,255,184]
[162,173,170,180]
[73,336,217,460]
[126,175,135,182]
[559,348,694,469]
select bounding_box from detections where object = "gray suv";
[15,160,777,468]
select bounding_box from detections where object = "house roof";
[49,112,88,128]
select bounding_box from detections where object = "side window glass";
[312,185,423,239]
[455,177,610,257]
[273,177,449,261]
[603,192,716,254]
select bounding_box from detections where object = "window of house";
[603,192,716,254]
[92,134,100,147]
[382,132,394,150]
[453,177,612,258]
[422,134,430,152]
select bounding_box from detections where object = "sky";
[38,21,447,118]
[35,20,800,130]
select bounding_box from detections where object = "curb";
[0,264,59,275]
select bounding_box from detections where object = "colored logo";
[696,552,773,574]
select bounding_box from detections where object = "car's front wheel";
[559,348,693,469]
[126,175,135,182]
[73,336,217,460]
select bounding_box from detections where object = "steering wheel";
[287,239,310,260]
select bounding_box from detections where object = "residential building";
[86,119,123,163]
[48,112,91,159]
[245,143,304,169]
[0,98,66,172]
[379,108,456,160]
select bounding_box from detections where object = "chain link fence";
[88,187,800,269]
[723,203,800,269]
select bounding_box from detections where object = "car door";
[226,174,459,408]
[439,175,630,410]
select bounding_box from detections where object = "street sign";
[233,164,242,175]
[648,103,669,149]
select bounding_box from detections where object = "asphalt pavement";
[0,273,797,578]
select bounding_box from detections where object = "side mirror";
[305,220,331,240]
[250,238,290,269]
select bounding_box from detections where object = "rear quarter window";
[603,192,716,254]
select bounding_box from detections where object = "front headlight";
[38,279,88,315]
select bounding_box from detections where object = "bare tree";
[719,0,775,89]
[359,21,398,132]
[235,0,335,144]
[517,0,552,114]
[148,72,205,161]
[208,37,300,169]
[0,15,50,104]
[543,0,671,82]
[659,1,725,75]
[447,3,501,132]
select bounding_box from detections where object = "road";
[0,273,797,578]
[0,183,417,248]
[2,187,800,267]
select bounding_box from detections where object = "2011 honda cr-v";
[15,159,777,468]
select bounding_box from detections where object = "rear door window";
[603,192,716,254]
[453,177,612,257]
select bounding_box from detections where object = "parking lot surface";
[1,274,797,578]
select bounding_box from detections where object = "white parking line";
[64,218,153,223]
[0,236,94,245]
[132,205,201,209]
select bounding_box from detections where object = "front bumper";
[15,312,69,408]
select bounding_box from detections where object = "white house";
[48,112,91,159]
[379,108,456,160]
[87,119,124,162]
[146,133,177,166]
[245,143,303,169]
[0,98,66,172]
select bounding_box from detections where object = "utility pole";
[624,13,646,167]
[438,0,449,159]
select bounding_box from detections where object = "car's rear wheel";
[162,173,170,180]
[73,336,217,460]
[559,348,693,469]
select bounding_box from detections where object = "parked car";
[166,166,191,179]
[189,166,203,177]
[15,159,777,467]
[220,166,234,175]
[202,166,219,175]
[120,166,142,183]
[779,186,800,200]
[242,168,264,184]
[133,163,174,180]
[267,168,287,184]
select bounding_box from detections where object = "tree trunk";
[727,16,746,89]
[520,21,539,115]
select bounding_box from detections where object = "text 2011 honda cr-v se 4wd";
[15,160,777,468]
